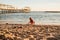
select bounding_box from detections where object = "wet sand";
[0,24,60,40]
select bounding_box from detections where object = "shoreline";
[0,21,60,25]
[0,22,60,25]
[0,23,60,26]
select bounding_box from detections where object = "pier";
[0,4,30,13]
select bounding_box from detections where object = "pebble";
[0,24,60,40]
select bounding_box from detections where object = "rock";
[29,38,34,40]
[6,37,13,40]
[24,38,29,40]
[0,35,6,40]
[47,37,57,40]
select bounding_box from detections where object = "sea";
[0,11,60,25]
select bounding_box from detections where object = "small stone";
[24,38,29,40]
[29,38,34,40]
[47,37,57,40]
[0,35,6,40]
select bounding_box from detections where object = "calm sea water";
[0,11,60,25]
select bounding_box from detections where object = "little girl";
[29,17,35,25]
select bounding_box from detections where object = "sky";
[0,0,60,11]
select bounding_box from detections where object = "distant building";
[23,7,31,13]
